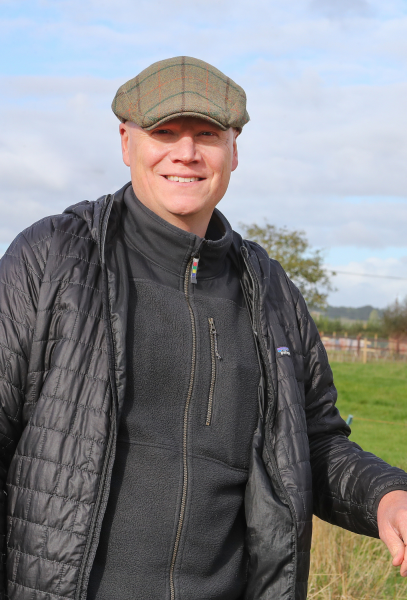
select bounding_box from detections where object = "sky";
[1,0,407,307]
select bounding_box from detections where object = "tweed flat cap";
[112,56,250,131]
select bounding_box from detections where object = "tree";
[368,309,380,324]
[240,221,335,310]
[382,297,407,339]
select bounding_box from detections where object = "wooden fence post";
[363,338,368,364]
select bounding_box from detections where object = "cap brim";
[142,112,229,131]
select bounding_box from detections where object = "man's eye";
[201,131,215,136]
[154,129,171,135]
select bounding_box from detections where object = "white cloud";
[309,0,374,18]
[239,73,407,196]
[0,76,129,242]
[326,256,407,307]
[2,1,407,79]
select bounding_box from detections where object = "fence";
[320,334,407,362]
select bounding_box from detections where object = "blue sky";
[1,0,407,306]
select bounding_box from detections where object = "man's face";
[119,117,238,234]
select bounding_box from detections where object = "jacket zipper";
[206,318,221,426]
[241,244,298,598]
[169,255,199,600]
[75,195,118,600]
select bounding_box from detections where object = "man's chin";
[161,198,213,219]
[168,208,206,220]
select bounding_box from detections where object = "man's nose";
[169,135,200,163]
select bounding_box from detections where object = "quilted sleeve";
[0,232,43,595]
[291,283,407,538]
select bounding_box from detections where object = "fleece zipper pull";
[209,318,222,360]
[190,257,200,284]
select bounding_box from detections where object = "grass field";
[333,361,407,470]
[309,361,407,599]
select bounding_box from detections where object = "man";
[0,56,407,600]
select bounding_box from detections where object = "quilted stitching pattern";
[0,213,112,599]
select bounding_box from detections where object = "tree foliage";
[240,221,334,310]
[312,315,383,337]
[382,297,407,339]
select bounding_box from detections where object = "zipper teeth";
[169,258,197,600]
[206,319,217,426]
[77,196,116,600]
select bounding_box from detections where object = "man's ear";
[231,130,239,172]
[119,122,131,167]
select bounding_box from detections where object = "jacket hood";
[63,182,132,262]
[63,196,104,243]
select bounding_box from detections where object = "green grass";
[331,361,407,471]
[310,362,407,598]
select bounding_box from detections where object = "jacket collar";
[65,181,234,279]
[121,183,233,280]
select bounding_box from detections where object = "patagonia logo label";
[277,346,291,356]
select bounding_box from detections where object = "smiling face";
[119,117,239,237]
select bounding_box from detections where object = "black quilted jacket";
[1,183,407,600]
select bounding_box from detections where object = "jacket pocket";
[206,317,222,426]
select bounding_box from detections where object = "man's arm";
[0,231,43,596]
[289,283,407,569]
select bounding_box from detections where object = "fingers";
[391,543,404,568]
[396,521,407,576]
[383,529,405,567]
[400,545,407,577]
[377,490,407,576]
[382,526,407,575]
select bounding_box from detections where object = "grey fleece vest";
[87,187,260,600]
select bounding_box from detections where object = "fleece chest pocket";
[205,317,222,426]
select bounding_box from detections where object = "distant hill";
[324,305,383,321]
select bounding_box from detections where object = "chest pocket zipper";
[206,317,222,426]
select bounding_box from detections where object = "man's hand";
[377,490,407,576]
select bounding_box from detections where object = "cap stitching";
[225,77,230,121]
[127,76,243,114]
[143,91,241,119]
[181,56,185,113]
[206,65,209,114]
[117,62,243,96]
[158,62,162,120]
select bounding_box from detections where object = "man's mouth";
[164,176,204,182]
